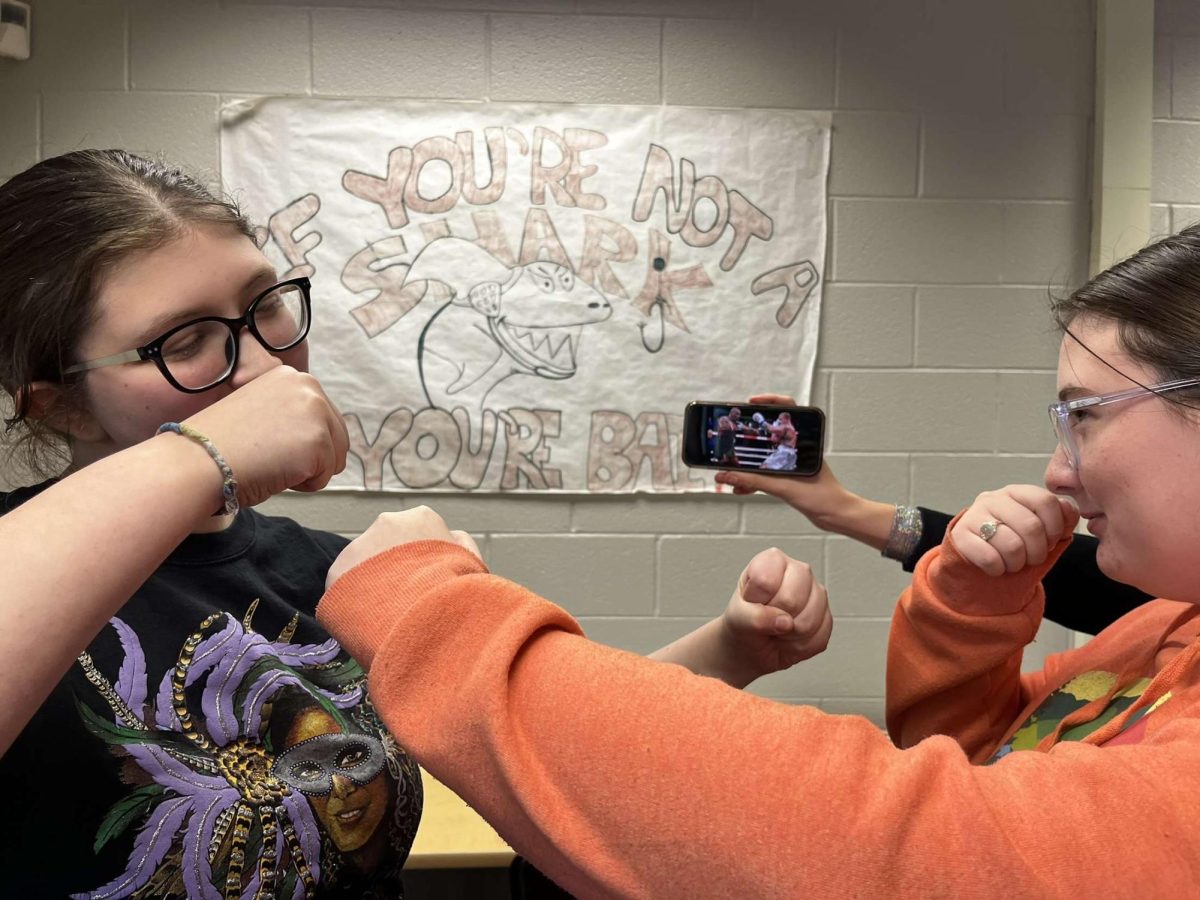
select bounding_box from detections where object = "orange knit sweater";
[318,535,1200,899]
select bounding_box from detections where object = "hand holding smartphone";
[682,401,825,477]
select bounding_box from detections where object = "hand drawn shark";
[406,237,613,424]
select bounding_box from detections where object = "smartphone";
[681,401,825,477]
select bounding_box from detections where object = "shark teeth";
[549,327,581,367]
[505,325,580,369]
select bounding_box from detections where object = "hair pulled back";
[0,149,254,475]
[1053,224,1200,394]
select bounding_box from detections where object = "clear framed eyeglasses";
[1048,376,1200,469]
[63,277,311,393]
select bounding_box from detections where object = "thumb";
[717,470,788,498]
[733,594,794,634]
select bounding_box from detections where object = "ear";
[18,381,108,444]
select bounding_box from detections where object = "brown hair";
[0,149,255,476]
[1052,224,1200,406]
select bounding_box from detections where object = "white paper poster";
[221,99,829,492]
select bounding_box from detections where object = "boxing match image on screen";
[681,402,825,477]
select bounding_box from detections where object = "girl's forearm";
[810,495,897,552]
[648,617,757,689]
[0,435,221,755]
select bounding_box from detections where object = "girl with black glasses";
[0,149,824,897]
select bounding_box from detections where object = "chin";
[1098,547,1176,601]
[1095,544,1136,588]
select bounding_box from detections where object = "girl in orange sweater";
[320,224,1200,897]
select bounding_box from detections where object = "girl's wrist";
[803,489,891,544]
[712,617,763,689]
[156,422,239,516]
[141,432,234,522]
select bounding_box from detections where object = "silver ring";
[979,520,1000,542]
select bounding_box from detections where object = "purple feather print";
[152,616,240,732]
[179,791,228,900]
[153,672,180,732]
[241,669,364,738]
[204,632,276,744]
[190,616,242,674]
[281,790,322,886]
[110,617,148,717]
[271,636,342,667]
[204,632,353,744]
[241,669,304,737]
[73,795,190,899]
[78,607,397,899]
[124,743,230,794]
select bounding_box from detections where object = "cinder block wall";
[1154,0,1200,230]
[0,0,1102,725]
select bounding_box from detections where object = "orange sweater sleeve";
[886,516,1071,759]
[318,541,1200,899]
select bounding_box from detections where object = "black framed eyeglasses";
[63,277,312,393]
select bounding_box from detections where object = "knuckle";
[1012,519,1041,542]
[747,570,774,593]
[758,546,787,566]
[419,505,446,526]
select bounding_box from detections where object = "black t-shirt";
[0,482,422,899]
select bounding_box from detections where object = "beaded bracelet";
[881,504,922,562]
[157,422,240,517]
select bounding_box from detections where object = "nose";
[329,773,356,800]
[1043,442,1079,494]
[228,326,282,389]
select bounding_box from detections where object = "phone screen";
[682,402,824,477]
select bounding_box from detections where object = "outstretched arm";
[319,510,1200,898]
[0,368,347,757]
